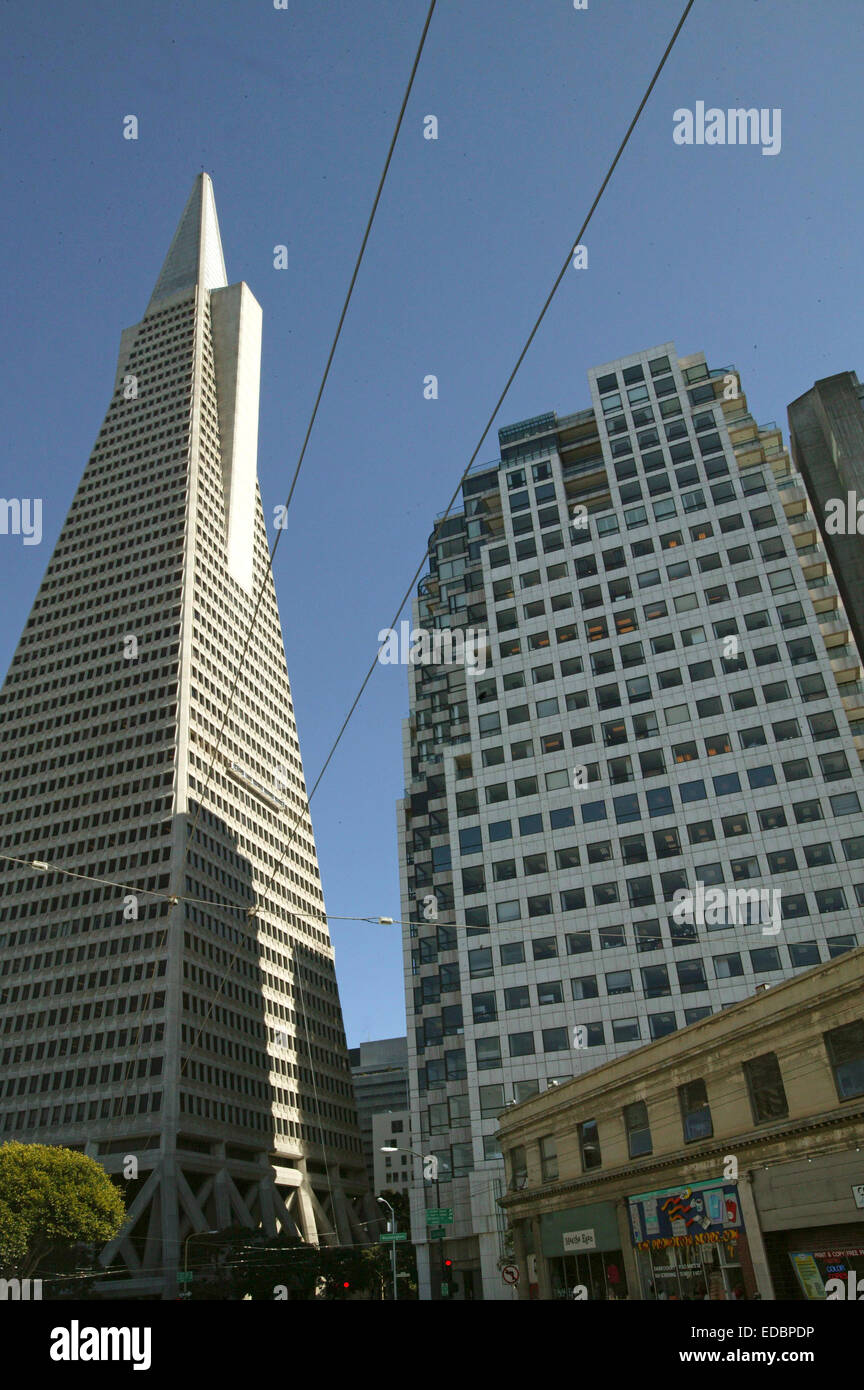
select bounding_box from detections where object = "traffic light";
[343,1281,350,1289]
[443,1259,453,1271]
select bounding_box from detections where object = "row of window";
[510,1019,864,1186]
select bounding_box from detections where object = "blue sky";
[1,0,862,1045]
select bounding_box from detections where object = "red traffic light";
[343,1281,350,1288]
[443,1259,453,1268]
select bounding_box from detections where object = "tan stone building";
[498,947,864,1300]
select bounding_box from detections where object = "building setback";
[397,343,864,1300]
[496,945,864,1301]
[788,371,864,666]
[0,175,370,1297]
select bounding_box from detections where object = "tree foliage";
[0,1143,125,1278]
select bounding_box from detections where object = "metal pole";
[391,1215,398,1303]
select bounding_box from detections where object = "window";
[824,1021,864,1100]
[618,1102,652,1162]
[571,974,599,999]
[827,935,858,958]
[537,980,563,1005]
[635,920,662,952]
[509,1145,527,1190]
[606,969,633,995]
[641,963,670,997]
[789,941,820,968]
[472,992,497,1023]
[579,1120,602,1170]
[504,985,530,1010]
[649,1012,678,1040]
[677,959,708,994]
[542,1027,569,1052]
[743,1052,788,1123]
[679,1079,712,1142]
[750,947,781,973]
[479,1083,505,1117]
[539,1135,558,1182]
[509,1031,535,1057]
[468,948,493,978]
[714,952,743,979]
[533,936,558,960]
[476,1036,501,1070]
[519,813,543,835]
[499,941,525,967]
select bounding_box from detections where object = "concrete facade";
[497,946,864,1300]
[788,371,864,670]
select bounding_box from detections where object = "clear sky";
[1,0,862,1046]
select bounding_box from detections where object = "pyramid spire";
[147,171,228,310]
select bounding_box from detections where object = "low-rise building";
[498,946,864,1300]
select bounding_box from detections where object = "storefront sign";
[791,1247,864,1300]
[563,1228,596,1252]
[627,1181,743,1250]
[561,1234,594,1256]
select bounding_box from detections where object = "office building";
[0,175,368,1297]
[397,343,864,1299]
[348,1036,409,1190]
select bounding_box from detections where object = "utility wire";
[251,0,699,909]
[179,0,438,879]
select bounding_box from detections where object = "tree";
[0,1143,125,1279]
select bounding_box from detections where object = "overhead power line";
[180,0,438,879]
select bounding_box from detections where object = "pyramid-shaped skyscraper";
[0,175,371,1296]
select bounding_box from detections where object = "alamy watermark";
[0,498,42,545]
[673,884,781,935]
[824,493,864,534]
[673,103,781,156]
[377,621,488,674]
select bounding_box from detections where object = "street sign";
[177,1272,193,1284]
[425,1207,454,1224]
[502,1265,519,1285]
[429,1227,446,1240]
[852,1184,864,1209]
[380,1232,408,1243]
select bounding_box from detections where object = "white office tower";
[0,175,369,1297]
[398,345,864,1299]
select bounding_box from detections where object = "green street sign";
[429,1227,446,1240]
[425,1207,454,1224]
[177,1272,193,1284]
[380,1232,408,1243]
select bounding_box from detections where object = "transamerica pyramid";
[0,174,372,1297]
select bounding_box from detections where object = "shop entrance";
[637,1237,745,1301]
[549,1250,628,1300]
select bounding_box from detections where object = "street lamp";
[380,1144,447,1300]
[376,1196,398,1303]
[183,1229,219,1279]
